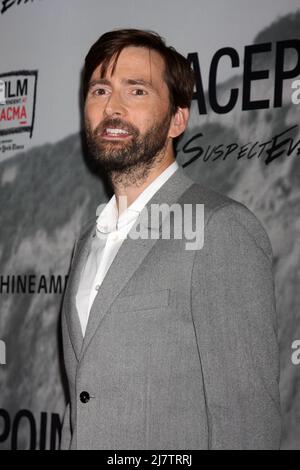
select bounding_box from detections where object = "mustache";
[94,117,139,137]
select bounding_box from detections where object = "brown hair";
[83,28,195,114]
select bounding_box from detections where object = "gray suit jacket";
[60,167,281,450]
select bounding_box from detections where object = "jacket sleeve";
[59,311,74,450]
[191,202,281,449]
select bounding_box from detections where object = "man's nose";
[104,91,126,117]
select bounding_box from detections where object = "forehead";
[91,46,167,86]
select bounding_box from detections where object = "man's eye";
[132,89,147,96]
[93,88,108,96]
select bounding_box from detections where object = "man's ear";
[168,107,190,139]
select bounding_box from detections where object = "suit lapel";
[80,167,194,360]
[64,222,95,361]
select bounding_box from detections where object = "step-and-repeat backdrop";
[0,0,300,449]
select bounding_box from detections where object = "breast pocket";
[110,289,170,314]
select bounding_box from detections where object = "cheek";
[85,102,103,127]
[131,106,162,131]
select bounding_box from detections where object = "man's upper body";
[76,160,179,337]
[60,29,281,450]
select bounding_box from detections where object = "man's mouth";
[101,127,132,139]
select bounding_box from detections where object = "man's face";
[84,46,174,173]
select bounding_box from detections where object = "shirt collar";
[96,160,179,235]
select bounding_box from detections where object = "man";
[61,29,281,450]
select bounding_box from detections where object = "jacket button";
[80,391,90,403]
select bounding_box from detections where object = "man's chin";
[94,158,137,173]
[96,139,132,153]
[91,149,132,169]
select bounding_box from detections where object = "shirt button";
[80,391,90,403]
[95,285,100,291]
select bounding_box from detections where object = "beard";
[84,110,172,177]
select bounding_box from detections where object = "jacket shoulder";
[181,181,273,259]
[180,181,240,217]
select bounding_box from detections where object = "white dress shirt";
[76,160,179,336]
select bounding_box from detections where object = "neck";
[110,144,175,215]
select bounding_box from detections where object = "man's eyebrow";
[88,77,157,91]
[88,78,111,89]
[123,78,155,90]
